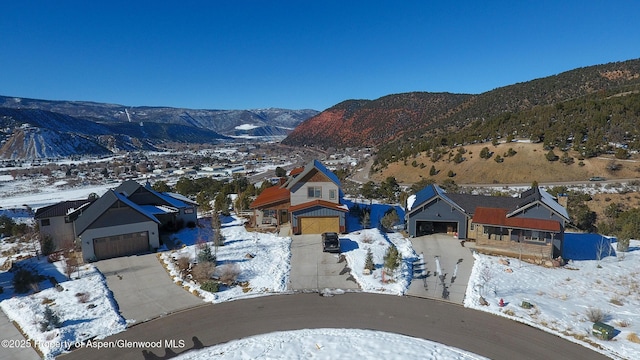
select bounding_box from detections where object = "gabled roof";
[289,199,349,213]
[34,199,92,219]
[408,185,569,221]
[114,179,141,197]
[473,207,561,232]
[407,184,466,215]
[163,192,199,206]
[116,180,198,208]
[509,187,570,221]
[250,186,290,209]
[74,190,161,236]
[285,160,341,190]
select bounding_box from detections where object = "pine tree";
[364,249,375,272]
[197,244,216,264]
[40,305,62,332]
[383,246,402,275]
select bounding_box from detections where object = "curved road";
[61,293,608,360]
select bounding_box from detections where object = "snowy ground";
[172,328,487,360]
[341,228,417,295]
[465,237,640,360]
[159,215,291,303]
[0,257,125,359]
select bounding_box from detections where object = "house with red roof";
[250,160,348,234]
[406,185,570,259]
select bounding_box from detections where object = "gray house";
[74,180,198,262]
[406,185,570,258]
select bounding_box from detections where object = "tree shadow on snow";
[339,238,359,252]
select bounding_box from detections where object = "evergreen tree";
[364,249,375,272]
[383,246,402,275]
[197,243,216,264]
[40,306,62,332]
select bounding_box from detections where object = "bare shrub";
[616,319,631,328]
[361,234,373,244]
[75,292,90,303]
[218,263,241,285]
[176,256,191,277]
[585,307,608,323]
[192,262,215,283]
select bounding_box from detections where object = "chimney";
[557,193,568,208]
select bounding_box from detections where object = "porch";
[474,237,553,259]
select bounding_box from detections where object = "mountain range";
[0,97,318,159]
[282,58,640,170]
[3,58,640,162]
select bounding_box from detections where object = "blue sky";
[1,1,638,111]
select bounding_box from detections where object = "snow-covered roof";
[138,204,179,215]
[407,194,417,211]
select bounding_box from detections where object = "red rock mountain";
[281,92,472,148]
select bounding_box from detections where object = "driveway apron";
[289,235,359,291]
[407,234,476,304]
[94,253,203,325]
[0,311,40,360]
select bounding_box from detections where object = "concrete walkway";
[289,234,360,291]
[0,311,40,360]
[407,234,477,304]
[94,253,203,325]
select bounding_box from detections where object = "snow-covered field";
[0,257,125,359]
[159,216,291,303]
[465,238,640,360]
[173,328,487,360]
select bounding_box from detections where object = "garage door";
[93,231,149,260]
[300,217,339,234]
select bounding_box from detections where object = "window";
[184,207,194,214]
[41,219,50,226]
[329,189,336,200]
[308,186,322,198]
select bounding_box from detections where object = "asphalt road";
[60,293,609,360]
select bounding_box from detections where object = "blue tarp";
[563,232,616,260]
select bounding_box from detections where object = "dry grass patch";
[375,142,640,184]
[627,332,640,343]
[609,296,624,306]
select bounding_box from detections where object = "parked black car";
[322,232,340,253]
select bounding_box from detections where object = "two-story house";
[34,199,93,251]
[250,160,348,234]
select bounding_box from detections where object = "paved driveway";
[289,234,359,291]
[407,234,476,304]
[0,311,40,360]
[94,253,203,325]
